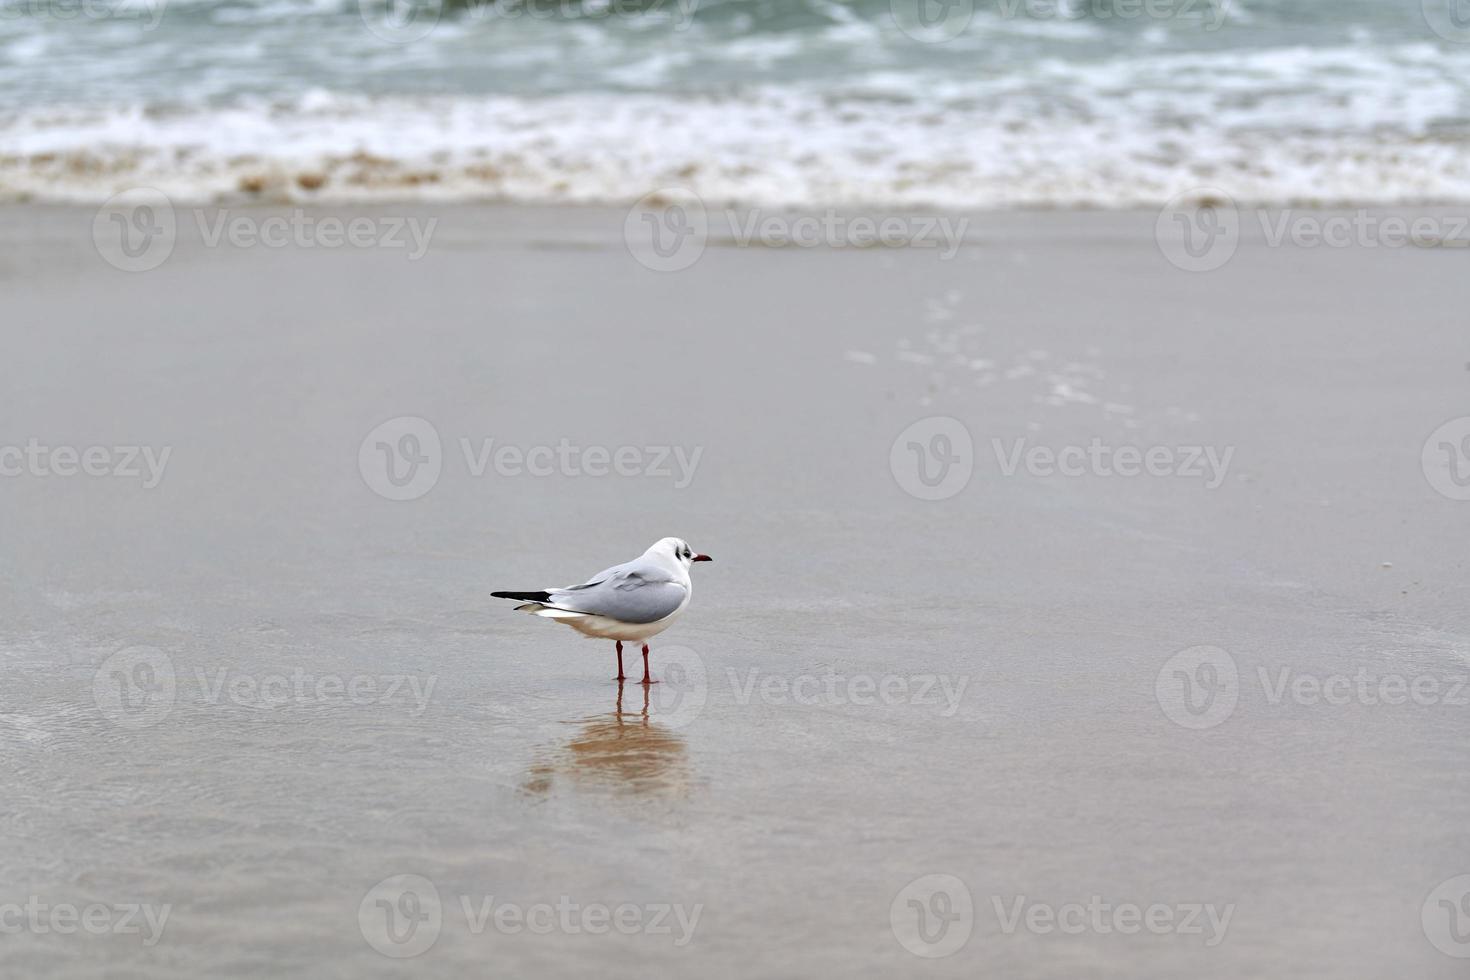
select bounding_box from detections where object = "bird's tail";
[491,591,587,620]
[491,590,553,602]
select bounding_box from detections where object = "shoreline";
[9,191,1470,210]
[7,202,1468,286]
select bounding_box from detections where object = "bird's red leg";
[641,643,657,685]
[615,641,625,681]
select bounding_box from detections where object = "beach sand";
[1,203,1467,977]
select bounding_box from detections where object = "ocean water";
[3,0,1469,205]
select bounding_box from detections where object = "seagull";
[491,537,712,685]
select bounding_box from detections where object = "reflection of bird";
[522,682,691,799]
[491,537,711,684]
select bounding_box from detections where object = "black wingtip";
[491,590,553,603]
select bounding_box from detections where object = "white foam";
[2,42,1469,206]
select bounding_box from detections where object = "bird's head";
[650,537,712,569]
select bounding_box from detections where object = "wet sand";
[1,204,1468,978]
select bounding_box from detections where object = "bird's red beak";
[691,553,712,562]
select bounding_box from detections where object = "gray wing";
[549,558,687,624]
